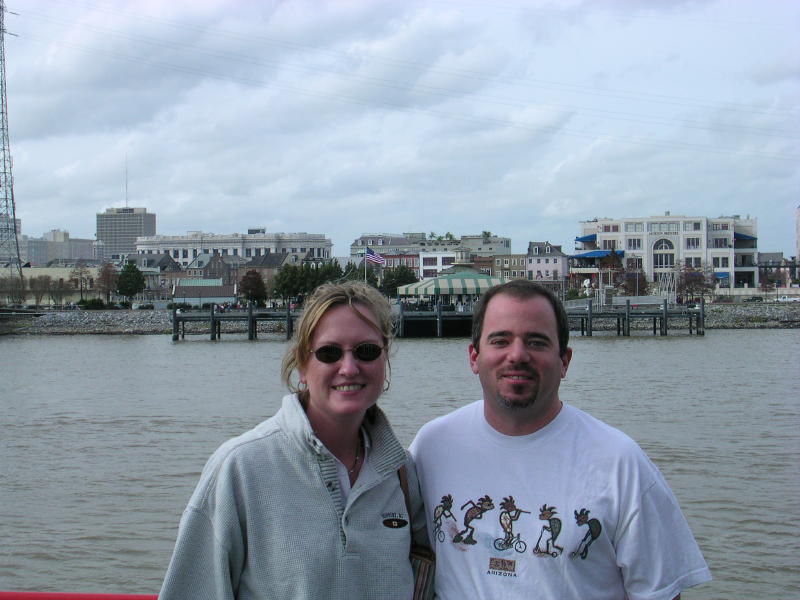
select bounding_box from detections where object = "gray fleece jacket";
[159,394,425,600]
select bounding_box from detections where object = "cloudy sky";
[5,0,799,257]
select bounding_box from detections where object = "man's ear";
[468,343,480,375]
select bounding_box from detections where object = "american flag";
[365,247,386,266]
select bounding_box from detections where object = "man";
[410,280,711,599]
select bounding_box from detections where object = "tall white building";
[136,228,332,268]
[572,213,758,289]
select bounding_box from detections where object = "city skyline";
[5,1,798,257]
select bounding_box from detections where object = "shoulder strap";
[398,465,412,518]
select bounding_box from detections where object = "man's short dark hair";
[471,280,569,357]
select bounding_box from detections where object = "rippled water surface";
[1,330,798,598]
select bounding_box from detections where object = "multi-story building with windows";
[20,230,95,265]
[350,232,511,258]
[96,207,156,260]
[572,213,758,289]
[491,253,528,279]
[526,242,568,282]
[135,228,332,268]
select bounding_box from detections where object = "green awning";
[397,273,507,296]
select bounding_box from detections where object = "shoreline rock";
[4,303,799,335]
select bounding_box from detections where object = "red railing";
[0,593,157,600]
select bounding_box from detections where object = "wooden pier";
[171,299,705,341]
[171,305,296,341]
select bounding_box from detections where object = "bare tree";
[49,277,71,306]
[69,260,92,301]
[0,275,27,305]
[675,263,715,303]
[96,262,118,303]
[28,275,52,307]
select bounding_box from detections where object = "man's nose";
[506,338,530,362]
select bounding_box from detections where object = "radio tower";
[0,0,22,300]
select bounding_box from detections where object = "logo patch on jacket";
[383,518,408,528]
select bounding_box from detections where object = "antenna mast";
[0,0,23,300]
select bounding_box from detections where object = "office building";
[96,207,156,260]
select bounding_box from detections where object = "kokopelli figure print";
[432,494,456,542]
[493,495,530,553]
[453,495,495,545]
[533,504,564,557]
[571,508,602,560]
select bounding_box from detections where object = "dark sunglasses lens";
[353,343,383,362]
[314,345,343,363]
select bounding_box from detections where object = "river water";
[1,330,798,598]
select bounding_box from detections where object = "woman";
[160,281,425,599]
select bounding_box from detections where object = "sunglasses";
[311,343,384,364]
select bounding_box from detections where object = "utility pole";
[0,0,23,301]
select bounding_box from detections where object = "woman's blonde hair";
[281,281,394,394]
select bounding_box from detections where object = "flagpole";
[364,251,367,283]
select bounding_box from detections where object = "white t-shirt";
[409,401,711,600]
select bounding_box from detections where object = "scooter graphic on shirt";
[533,504,564,557]
[452,495,494,545]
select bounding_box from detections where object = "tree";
[273,265,305,301]
[428,231,437,240]
[380,265,419,296]
[675,263,715,302]
[28,275,52,306]
[619,270,648,296]
[444,232,455,241]
[69,259,92,301]
[239,270,267,304]
[0,275,27,305]
[597,250,624,287]
[96,262,118,303]
[481,230,492,240]
[48,277,70,306]
[341,262,378,287]
[116,261,146,302]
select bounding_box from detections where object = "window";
[684,221,702,231]
[423,269,437,278]
[648,222,679,233]
[603,239,617,250]
[378,239,384,246]
[712,238,729,248]
[711,223,729,231]
[172,249,179,258]
[627,238,642,250]
[625,222,644,232]
[654,239,674,250]
[368,239,373,246]
[495,259,501,266]
[504,259,509,266]
[553,269,559,279]
[685,257,701,268]
[545,258,549,264]
[553,259,558,265]
[626,257,642,270]
[442,257,454,265]
[713,257,729,268]
[533,246,539,254]
[546,245,552,253]
[686,237,700,249]
[182,249,188,258]
[193,249,198,258]
[222,249,228,255]
[423,257,437,266]
[653,253,675,268]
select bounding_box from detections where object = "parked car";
[743,296,763,302]
[776,295,800,303]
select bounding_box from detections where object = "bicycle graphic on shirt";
[492,496,530,553]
